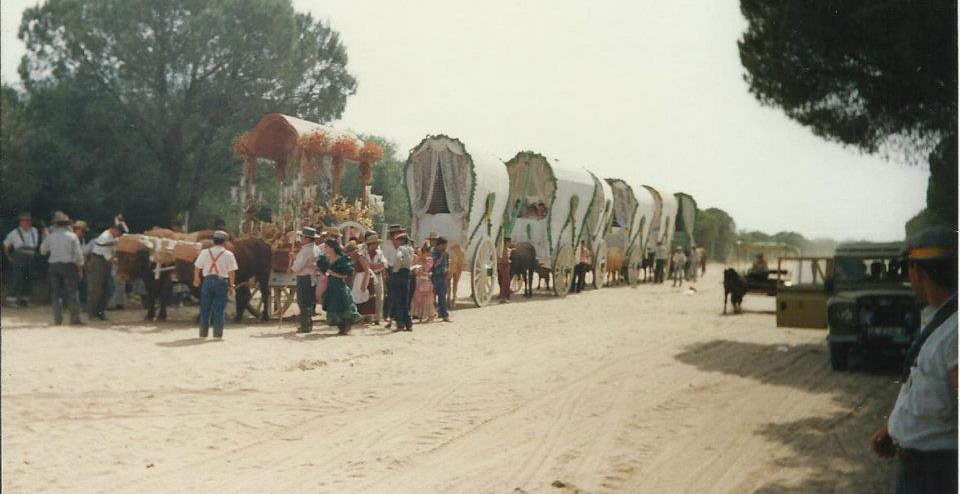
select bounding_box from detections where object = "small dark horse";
[510,242,537,298]
[723,268,746,314]
[535,263,552,291]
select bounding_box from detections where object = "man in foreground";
[290,227,321,333]
[193,230,238,339]
[388,233,414,331]
[40,212,85,325]
[870,226,957,494]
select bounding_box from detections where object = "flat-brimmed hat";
[73,220,88,231]
[427,231,439,240]
[903,226,957,261]
[212,230,229,241]
[388,224,404,233]
[298,226,319,239]
[365,234,382,245]
[17,212,32,221]
[51,211,70,224]
[395,233,409,242]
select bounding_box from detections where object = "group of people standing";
[648,241,704,286]
[4,211,129,325]
[289,224,453,336]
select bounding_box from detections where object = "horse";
[723,268,746,314]
[445,243,466,310]
[510,242,537,297]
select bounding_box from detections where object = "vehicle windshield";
[834,257,905,283]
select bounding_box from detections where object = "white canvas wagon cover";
[504,152,597,261]
[405,136,509,255]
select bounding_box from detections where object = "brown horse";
[606,246,625,286]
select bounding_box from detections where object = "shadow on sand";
[675,340,899,493]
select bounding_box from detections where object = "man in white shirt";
[381,224,402,327]
[388,232,415,331]
[4,212,41,306]
[290,227,321,333]
[654,242,668,284]
[87,223,123,320]
[871,226,957,493]
[193,230,239,339]
[40,212,85,325]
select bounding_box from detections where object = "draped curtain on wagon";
[408,138,470,217]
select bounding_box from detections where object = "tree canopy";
[739,0,956,154]
[6,0,357,231]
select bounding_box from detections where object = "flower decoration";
[298,130,330,181]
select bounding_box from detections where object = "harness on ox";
[121,234,203,280]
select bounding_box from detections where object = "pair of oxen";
[115,232,271,322]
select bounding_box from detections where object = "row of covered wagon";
[220,115,699,316]
[404,135,699,308]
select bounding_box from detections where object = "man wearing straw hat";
[290,226,322,333]
[426,231,439,249]
[382,224,403,328]
[388,232,415,331]
[871,226,957,493]
[4,212,41,307]
[40,212,85,325]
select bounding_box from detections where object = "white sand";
[2,265,898,493]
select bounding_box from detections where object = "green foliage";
[8,0,356,233]
[693,207,737,261]
[739,0,956,154]
[926,133,958,228]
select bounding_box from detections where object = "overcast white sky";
[1,0,929,240]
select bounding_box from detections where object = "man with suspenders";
[192,231,238,339]
[4,212,41,307]
[870,226,957,493]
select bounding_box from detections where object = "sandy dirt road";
[2,265,899,493]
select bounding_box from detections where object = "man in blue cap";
[870,226,957,493]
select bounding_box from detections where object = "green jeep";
[825,242,920,371]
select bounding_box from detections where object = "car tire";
[830,342,850,371]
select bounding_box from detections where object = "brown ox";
[116,243,175,321]
[606,246,625,286]
[445,243,466,310]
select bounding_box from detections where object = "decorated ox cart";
[642,185,679,252]
[580,173,614,288]
[602,179,655,286]
[405,135,510,307]
[503,152,601,297]
[232,114,382,318]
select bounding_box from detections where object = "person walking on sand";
[431,237,451,322]
[346,241,375,324]
[192,230,238,339]
[387,233,415,331]
[671,247,687,287]
[870,226,957,494]
[573,239,591,293]
[316,239,361,335]
[498,237,513,303]
[4,212,41,307]
[382,224,403,328]
[687,245,701,282]
[290,227,321,333]
[40,212,85,325]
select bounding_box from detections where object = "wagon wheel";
[626,247,643,285]
[471,236,498,307]
[552,244,575,298]
[592,240,608,289]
